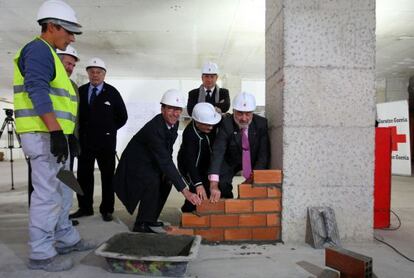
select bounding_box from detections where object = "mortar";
[95,232,201,276]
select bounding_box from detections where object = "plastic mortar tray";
[95,232,201,276]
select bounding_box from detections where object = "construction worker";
[186,62,230,116]
[114,89,201,233]
[178,102,222,212]
[56,45,81,171]
[208,92,270,202]
[70,57,128,222]
[14,0,94,272]
[56,45,81,227]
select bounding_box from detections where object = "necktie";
[90,87,97,105]
[206,89,212,102]
[241,128,252,179]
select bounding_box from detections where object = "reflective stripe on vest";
[13,37,77,135]
[14,85,78,102]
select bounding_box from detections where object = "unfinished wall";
[169,170,282,242]
[265,0,376,242]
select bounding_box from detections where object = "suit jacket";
[187,86,230,116]
[209,114,270,177]
[114,114,188,214]
[78,82,128,151]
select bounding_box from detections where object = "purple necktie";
[241,128,251,179]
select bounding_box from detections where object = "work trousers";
[135,176,172,224]
[21,133,80,260]
[76,147,115,214]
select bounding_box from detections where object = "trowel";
[57,163,84,196]
[305,206,341,249]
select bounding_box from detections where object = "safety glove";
[68,134,81,158]
[50,130,68,163]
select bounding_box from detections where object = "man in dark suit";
[70,57,128,222]
[186,62,230,116]
[114,89,201,233]
[208,92,270,202]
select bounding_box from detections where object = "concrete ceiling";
[0,0,413,101]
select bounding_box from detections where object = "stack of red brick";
[168,170,283,242]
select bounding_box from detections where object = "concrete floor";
[0,159,413,277]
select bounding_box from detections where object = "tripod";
[0,109,22,190]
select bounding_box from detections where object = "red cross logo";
[390,126,406,151]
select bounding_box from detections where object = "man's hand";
[195,185,208,200]
[68,134,81,157]
[209,181,221,203]
[182,188,201,206]
[50,130,68,163]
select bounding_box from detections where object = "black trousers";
[135,176,172,225]
[218,165,238,199]
[76,147,115,214]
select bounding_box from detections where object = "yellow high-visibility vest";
[13,37,77,135]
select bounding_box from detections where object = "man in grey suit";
[208,92,270,202]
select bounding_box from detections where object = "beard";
[234,117,252,129]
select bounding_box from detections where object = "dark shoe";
[28,256,73,272]
[101,213,113,222]
[147,221,164,227]
[55,239,96,255]
[69,209,93,219]
[132,223,156,233]
[71,219,79,226]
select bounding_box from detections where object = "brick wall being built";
[168,170,283,243]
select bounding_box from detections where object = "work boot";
[28,256,73,272]
[55,239,96,255]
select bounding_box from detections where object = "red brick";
[266,214,280,226]
[325,247,372,277]
[238,184,268,198]
[195,228,224,241]
[239,214,267,227]
[166,226,194,236]
[181,213,210,228]
[267,187,282,198]
[252,227,280,240]
[225,199,253,213]
[196,199,225,214]
[253,170,282,184]
[224,228,252,241]
[210,214,239,227]
[253,199,281,212]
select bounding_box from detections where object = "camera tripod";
[0,110,22,190]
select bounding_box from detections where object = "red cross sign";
[390,126,406,151]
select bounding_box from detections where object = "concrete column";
[266,0,376,242]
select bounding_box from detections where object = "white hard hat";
[192,103,221,125]
[37,0,82,34]
[160,89,185,108]
[86,57,106,71]
[233,92,256,112]
[56,45,79,61]
[201,62,219,75]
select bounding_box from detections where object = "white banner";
[377,100,412,176]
